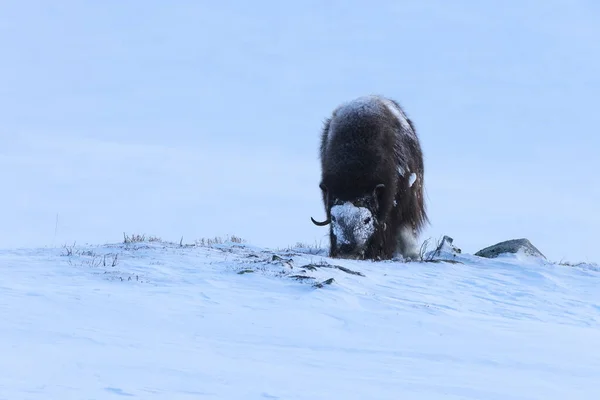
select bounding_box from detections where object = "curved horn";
[311,216,331,226]
[311,182,331,226]
[373,183,386,197]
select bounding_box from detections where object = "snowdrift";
[1,237,599,399]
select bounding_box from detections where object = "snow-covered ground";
[1,236,599,399]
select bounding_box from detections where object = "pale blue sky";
[1,0,598,262]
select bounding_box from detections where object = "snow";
[332,95,383,120]
[2,238,600,399]
[397,224,419,258]
[398,164,406,177]
[409,172,417,187]
[330,202,375,248]
[326,96,382,146]
[380,97,412,132]
[328,95,413,146]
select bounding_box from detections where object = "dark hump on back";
[322,100,395,199]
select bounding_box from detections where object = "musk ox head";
[311,182,386,259]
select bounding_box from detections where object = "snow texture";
[330,202,375,247]
[328,95,413,146]
[332,95,385,121]
[398,165,406,177]
[380,97,412,132]
[397,224,419,258]
[408,172,417,188]
[326,96,380,146]
[2,239,600,399]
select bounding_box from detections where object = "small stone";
[237,269,255,274]
[313,278,335,288]
[475,238,546,259]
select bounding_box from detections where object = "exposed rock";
[237,269,255,274]
[299,263,365,277]
[289,275,315,281]
[475,238,546,259]
[313,278,335,288]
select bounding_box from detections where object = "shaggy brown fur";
[311,95,428,260]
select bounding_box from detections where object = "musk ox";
[310,95,428,261]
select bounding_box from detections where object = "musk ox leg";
[395,224,420,260]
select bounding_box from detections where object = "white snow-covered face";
[330,201,376,259]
